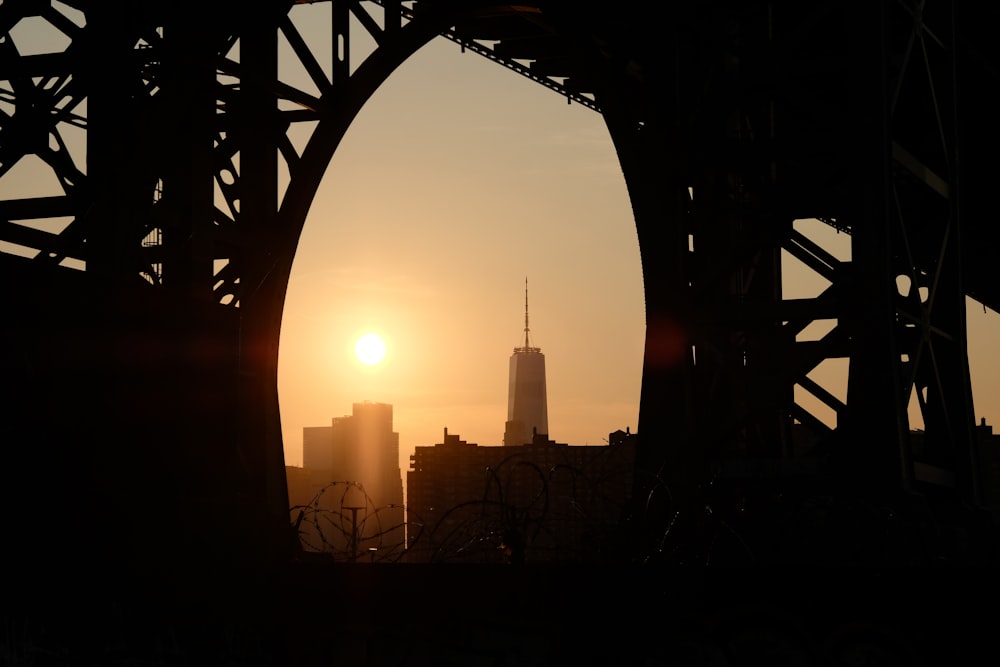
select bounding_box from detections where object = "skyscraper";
[293,402,405,560]
[504,279,548,446]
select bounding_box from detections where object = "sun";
[354,332,387,366]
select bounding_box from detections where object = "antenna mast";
[515,277,539,353]
[524,277,531,349]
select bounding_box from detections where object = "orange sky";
[275,11,1000,473]
[277,31,647,469]
[2,4,997,477]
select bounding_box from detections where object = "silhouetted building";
[974,418,1000,517]
[406,428,637,563]
[402,279,636,563]
[303,425,335,471]
[504,280,548,446]
[289,402,406,561]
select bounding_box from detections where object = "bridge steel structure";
[2,0,999,586]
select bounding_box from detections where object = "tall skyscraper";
[504,279,548,446]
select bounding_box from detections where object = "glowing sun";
[354,332,387,366]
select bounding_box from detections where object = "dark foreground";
[3,560,996,666]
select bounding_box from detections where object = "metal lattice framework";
[1,0,997,572]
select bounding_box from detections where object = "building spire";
[515,277,539,353]
[524,277,531,349]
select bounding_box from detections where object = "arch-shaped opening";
[277,28,645,561]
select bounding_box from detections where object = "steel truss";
[0,0,996,573]
[613,1,992,564]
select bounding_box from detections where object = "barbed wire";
[289,445,999,566]
[290,448,650,564]
[290,480,405,563]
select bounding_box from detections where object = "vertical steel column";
[839,1,978,517]
[158,7,217,299]
[888,1,978,507]
[606,4,794,562]
[84,2,145,284]
[835,1,908,500]
[233,4,292,567]
[598,8,702,561]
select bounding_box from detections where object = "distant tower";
[504,279,548,446]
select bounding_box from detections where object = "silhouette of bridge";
[2,0,998,660]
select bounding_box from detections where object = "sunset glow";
[274,4,1000,477]
[355,332,387,366]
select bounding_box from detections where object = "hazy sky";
[276,5,1000,472]
[277,32,647,468]
[3,3,998,478]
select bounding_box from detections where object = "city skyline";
[4,6,999,660]
[3,4,998,477]
[276,28,647,470]
[275,19,1000,475]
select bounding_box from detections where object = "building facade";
[406,429,637,563]
[289,402,406,561]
